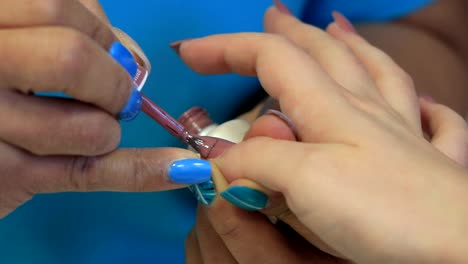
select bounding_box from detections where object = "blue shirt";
[0,1,433,263]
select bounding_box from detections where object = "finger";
[420,97,468,167]
[0,90,120,156]
[185,229,203,264]
[216,136,339,193]
[204,163,309,263]
[244,113,297,141]
[195,207,237,264]
[240,109,342,257]
[79,0,111,24]
[0,0,115,49]
[264,7,378,98]
[0,141,35,218]
[20,148,212,193]
[327,18,422,135]
[178,33,358,142]
[221,177,343,258]
[0,27,133,114]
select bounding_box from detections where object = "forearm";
[357,0,468,117]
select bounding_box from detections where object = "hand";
[0,0,212,219]
[175,6,468,264]
[185,165,343,264]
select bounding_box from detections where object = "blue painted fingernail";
[109,42,138,78]
[168,159,212,184]
[109,42,141,121]
[117,87,142,121]
[189,180,216,205]
[220,186,268,211]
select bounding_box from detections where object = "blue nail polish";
[108,42,138,78]
[189,180,216,205]
[220,186,268,211]
[109,42,142,121]
[168,159,212,184]
[117,87,142,121]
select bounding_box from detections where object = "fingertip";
[331,11,357,34]
[220,185,269,211]
[76,112,122,156]
[168,159,213,185]
[117,87,142,121]
[108,42,138,78]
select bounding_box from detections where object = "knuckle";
[265,34,291,49]
[88,20,115,49]
[216,216,243,240]
[126,149,151,192]
[393,67,414,89]
[71,113,120,155]
[34,0,68,25]
[55,30,92,88]
[66,156,97,191]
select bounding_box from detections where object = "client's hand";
[177,5,468,264]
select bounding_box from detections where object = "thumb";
[214,136,322,197]
[219,169,343,258]
[25,148,213,193]
[419,97,468,167]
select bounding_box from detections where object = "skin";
[0,0,466,260]
[0,0,198,219]
[182,7,468,263]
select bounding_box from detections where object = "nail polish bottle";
[179,107,250,144]
[179,107,250,205]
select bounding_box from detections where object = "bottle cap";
[178,107,214,134]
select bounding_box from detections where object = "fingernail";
[264,109,300,141]
[168,159,212,185]
[332,11,356,33]
[273,0,293,15]
[170,39,194,56]
[420,95,436,103]
[189,180,216,205]
[117,87,142,121]
[169,41,183,56]
[109,42,138,78]
[221,186,268,211]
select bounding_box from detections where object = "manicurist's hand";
[175,6,468,264]
[0,0,212,219]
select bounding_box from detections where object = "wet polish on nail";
[109,42,138,78]
[168,159,212,185]
[332,11,356,33]
[118,87,142,121]
[221,186,268,211]
[108,42,143,121]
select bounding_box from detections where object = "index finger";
[0,0,116,49]
[22,148,211,193]
[177,33,355,142]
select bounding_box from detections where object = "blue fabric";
[0,0,433,263]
